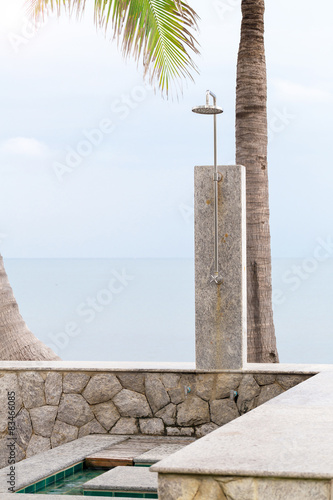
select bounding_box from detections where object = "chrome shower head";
[192,90,223,115]
[192,105,223,115]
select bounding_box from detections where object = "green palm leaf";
[27,0,200,95]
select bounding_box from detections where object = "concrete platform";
[152,372,333,499]
[83,465,158,493]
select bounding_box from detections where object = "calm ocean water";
[4,258,333,364]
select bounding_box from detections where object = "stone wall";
[0,370,311,468]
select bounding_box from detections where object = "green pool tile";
[74,462,84,473]
[64,466,74,478]
[24,484,36,494]
[35,479,46,492]
[45,475,54,486]
[55,470,65,481]
[83,492,113,497]
[113,494,150,498]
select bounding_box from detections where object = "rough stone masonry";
[0,369,310,468]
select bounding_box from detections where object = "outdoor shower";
[192,90,223,285]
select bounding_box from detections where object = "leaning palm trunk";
[236,0,279,362]
[0,255,60,360]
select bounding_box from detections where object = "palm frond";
[27,0,200,95]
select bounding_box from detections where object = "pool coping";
[0,361,332,374]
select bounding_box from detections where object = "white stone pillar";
[195,165,247,370]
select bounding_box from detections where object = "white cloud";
[0,137,50,157]
[272,78,333,104]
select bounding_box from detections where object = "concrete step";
[83,465,158,498]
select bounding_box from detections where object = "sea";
[3,258,333,364]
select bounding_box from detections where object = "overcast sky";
[0,0,332,259]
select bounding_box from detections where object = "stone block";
[156,403,177,426]
[168,387,185,405]
[166,427,194,437]
[139,418,165,435]
[26,435,51,458]
[45,372,62,405]
[51,420,78,448]
[18,372,45,409]
[236,375,260,414]
[195,374,215,401]
[257,478,330,500]
[15,408,32,449]
[92,400,120,430]
[254,374,276,386]
[63,372,90,393]
[78,418,107,438]
[177,396,210,426]
[117,372,146,394]
[218,476,256,499]
[110,417,139,434]
[214,373,242,399]
[145,374,170,413]
[158,474,226,500]
[195,423,219,438]
[57,393,94,427]
[161,373,180,389]
[195,165,247,370]
[29,405,58,437]
[276,375,308,391]
[82,373,122,404]
[257,384,285,407]
[210,399,239,426]
[113,389,152,418]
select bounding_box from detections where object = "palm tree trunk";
[236,0,279,362]
[0,255,60,361]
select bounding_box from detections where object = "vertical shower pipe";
[192,90,223,284]
[208,90,223,284]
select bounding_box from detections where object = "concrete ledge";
[0,361,332,374]
[152,372,333,480]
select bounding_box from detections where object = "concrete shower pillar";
[195,165,247,370]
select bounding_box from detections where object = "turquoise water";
[35,468,104,495]
[4,257,333,364]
